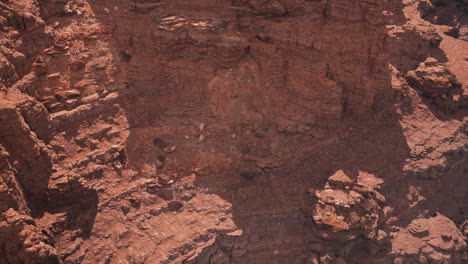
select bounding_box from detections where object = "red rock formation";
[408,57,463,112]
[0,0,467,263]
[391,214,466,263]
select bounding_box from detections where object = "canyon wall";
[0,0,467,263]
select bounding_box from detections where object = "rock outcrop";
[408,57,463,112]
[0,209,59,264]
[391,214,466,264]
[311,170,387,242]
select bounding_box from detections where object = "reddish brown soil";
[0,0,467,263]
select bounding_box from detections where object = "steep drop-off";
[0,0,467,263]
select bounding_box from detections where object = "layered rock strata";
[0,0,466,263]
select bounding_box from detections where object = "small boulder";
[167,200,184,212]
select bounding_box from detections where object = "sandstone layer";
[0,0,467,263]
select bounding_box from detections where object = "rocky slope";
[0,0,467,263]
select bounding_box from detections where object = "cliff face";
[97,0,397,130]
[0,0,467,263]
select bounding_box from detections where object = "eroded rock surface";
[0,0,466,263]
[392,214,466,264]
[312,171,387,241]
[408,57,463,112]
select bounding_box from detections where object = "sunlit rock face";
[0,0,466,263]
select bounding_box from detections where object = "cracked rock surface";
[0,0,467,263]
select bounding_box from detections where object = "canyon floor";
[0,0,467,263]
